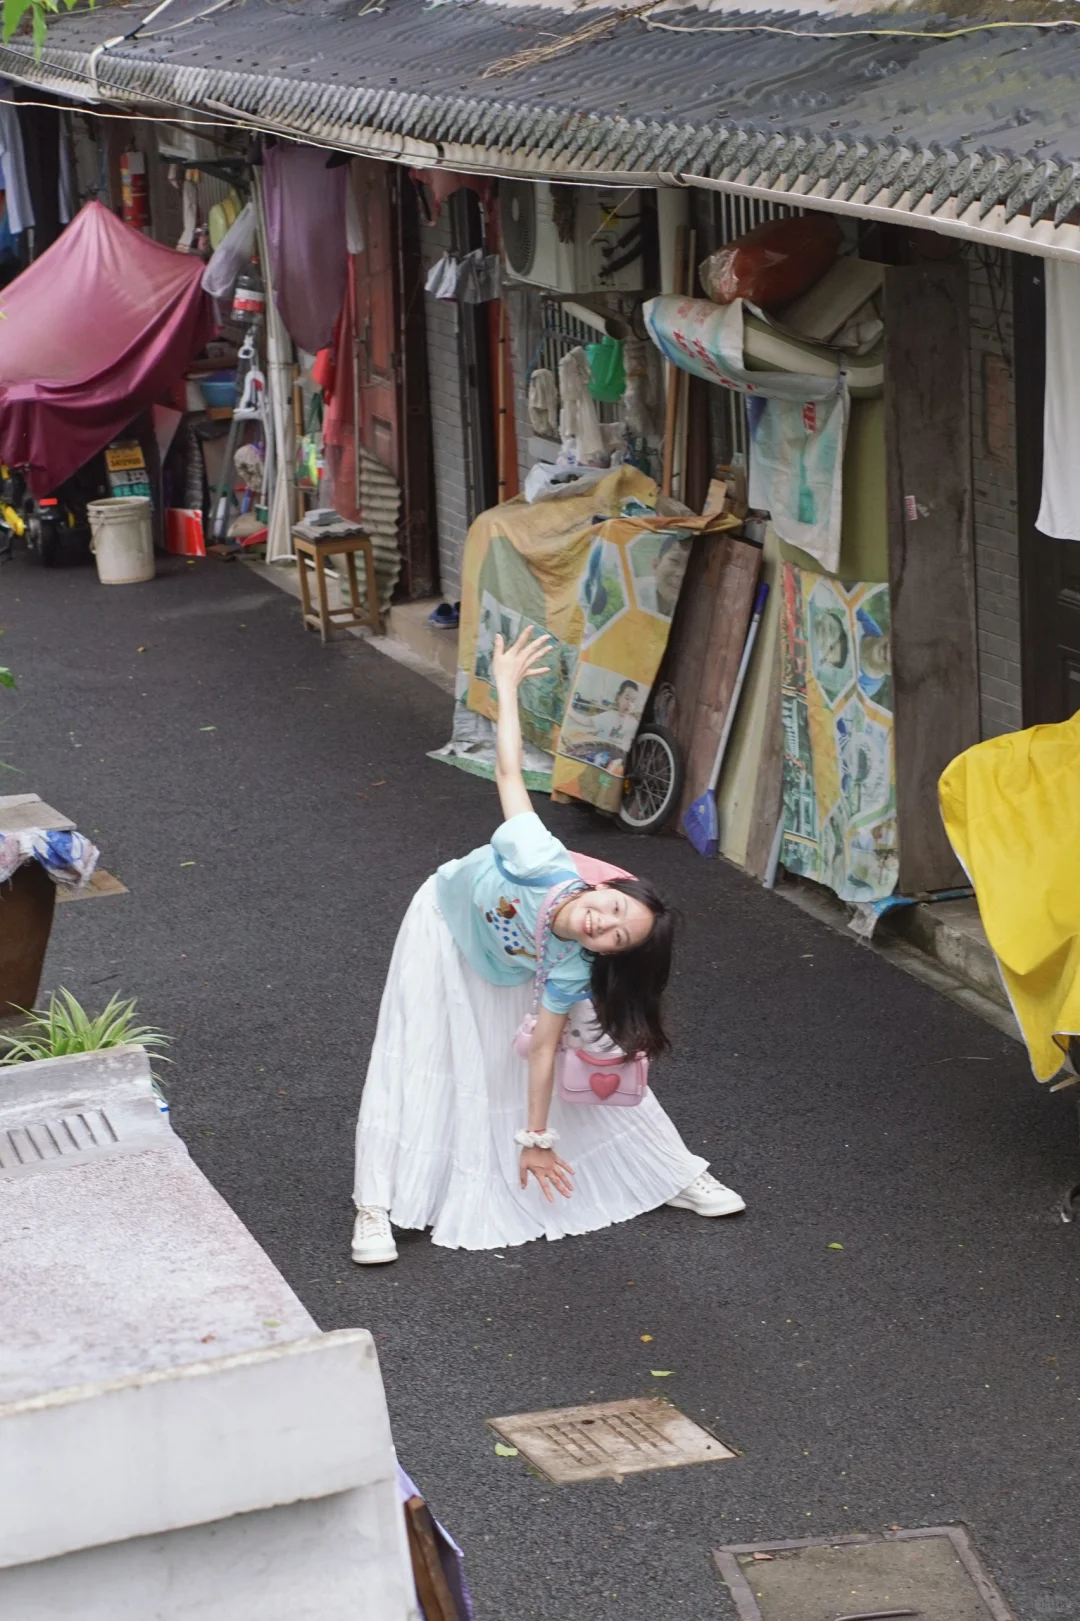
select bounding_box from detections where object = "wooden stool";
[293,521,380,642]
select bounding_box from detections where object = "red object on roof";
[0,202,215,495]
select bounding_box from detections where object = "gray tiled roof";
[6,0,1080,234]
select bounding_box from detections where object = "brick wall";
[421,212,471,600]
[966,248,1023,737]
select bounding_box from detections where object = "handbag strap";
[490,848,587,1016]
[527,877,587,1017]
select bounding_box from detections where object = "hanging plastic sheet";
[201,201,257,311]
[0,202,213,495]
[433,466,738,814]
[746,387,849,574]
[779,560,898,904]
[940,711,1080,1082]
[644,294,850,573]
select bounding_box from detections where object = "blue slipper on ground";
[428,601,460,628]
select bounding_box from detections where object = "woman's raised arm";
[492,625,552,823]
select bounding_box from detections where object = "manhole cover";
[714,1527,1016,1621]
[488,1396,736,1484]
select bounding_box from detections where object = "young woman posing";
[351,626,745,1263]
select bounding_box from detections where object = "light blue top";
[436,812,593,1014]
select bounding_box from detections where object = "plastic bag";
[201,202,257,305]
[424,252,459,300]
[586,335,626,402]
[699,215,843,309]
[457,248,501,304]
[295,392,325,492]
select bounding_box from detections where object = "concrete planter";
[0,1045,418,1620]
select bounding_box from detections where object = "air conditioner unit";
[501,182,645,295]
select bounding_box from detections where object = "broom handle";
[707,580,769,795]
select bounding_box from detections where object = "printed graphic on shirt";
[483,894,536,961]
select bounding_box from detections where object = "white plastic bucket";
[87,497,155,585]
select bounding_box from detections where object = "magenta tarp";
[0,202,215,494]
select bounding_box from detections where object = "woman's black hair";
[587,877,674,1060]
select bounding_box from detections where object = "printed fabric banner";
[455,466,738,815]
[779,561,898,903]
[643,294,850,574]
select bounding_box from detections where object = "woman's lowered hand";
[519,1146,574,1202]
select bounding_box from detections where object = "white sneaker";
[351,1205,399,1264]
[666,1171,746,1218]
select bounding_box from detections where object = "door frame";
[1013,252,1050,726]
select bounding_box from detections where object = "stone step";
[887,896,1009,1010]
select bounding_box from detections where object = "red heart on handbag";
[589,1071,620,1101]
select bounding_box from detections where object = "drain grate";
[488,1396,736,1484]
[714,1527,1016,1621]
[0,1108,122,1176]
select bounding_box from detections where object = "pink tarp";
[0,201,214,494]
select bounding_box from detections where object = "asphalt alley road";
[4,552,1079,1621]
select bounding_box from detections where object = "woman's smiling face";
[552,885,654,955]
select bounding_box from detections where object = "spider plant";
[0,989,172,1066]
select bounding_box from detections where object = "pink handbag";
[511,854,649,1107]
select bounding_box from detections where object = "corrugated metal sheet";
[6,0,1080,249]
[358,448,402,614]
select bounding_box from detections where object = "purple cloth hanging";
[262,144,348,354]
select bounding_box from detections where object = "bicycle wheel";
[619,723,684,833]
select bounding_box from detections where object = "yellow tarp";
[938,711,1080,1081]
[457,466,738,814]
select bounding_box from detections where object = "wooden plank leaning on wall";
[663,533,763,823]
[883,261,979,893]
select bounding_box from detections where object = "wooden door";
[350,161,436,597]
[883,263,980,893]
[1015,256,1080,724]
[352,161,400,480]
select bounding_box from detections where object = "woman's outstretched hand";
[519,1146,574,1203]
[493,625,551,693]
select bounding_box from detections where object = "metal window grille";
[710,194,798,462]
[536,297,624,424]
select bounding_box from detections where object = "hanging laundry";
[58,112,77,225]
[456,247,501,304]
[527,367,558,439]
[558,347,606,466]
[0,81,34,236]
[18,100,62,254]
[262,144,347,354]
[424,251,459,300]
[177,174,198,252]
[1037,257,1080,542]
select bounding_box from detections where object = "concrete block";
[0,1048,416,1619]
[387,599,460,680]
[0,1332,394,1568]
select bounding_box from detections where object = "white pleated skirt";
[354,876,708,1251]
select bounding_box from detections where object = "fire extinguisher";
[120,151,150,232]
